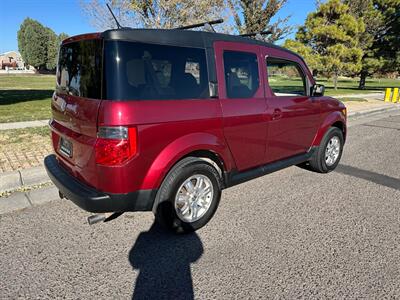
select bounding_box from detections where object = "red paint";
[49,38,346,196]
[62,33,101,45]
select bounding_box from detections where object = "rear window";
[104,41,209,100]
[56,39,103,99]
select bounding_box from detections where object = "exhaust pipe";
[87,212,123,225]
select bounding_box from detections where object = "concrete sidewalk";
[0,119,49,131]
[335,92,383,99]
[344,99,400,117]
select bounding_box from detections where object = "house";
[0,51,26,70]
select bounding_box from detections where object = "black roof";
[101,28,304,62]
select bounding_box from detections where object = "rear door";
[261,49,320,163]
[51,38,103,184]
[214,41,267,171]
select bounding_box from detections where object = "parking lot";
[1,111,400,299]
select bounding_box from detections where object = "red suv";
[45,28,346,233]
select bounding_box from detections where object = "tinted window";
[57,40,103,99]
[223,51,259,99]
[266,58,306,96]
[104,41,209,100]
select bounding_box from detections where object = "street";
[1,112,400,299]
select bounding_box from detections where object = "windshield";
[104,41,209,100]
[56,39,103,99]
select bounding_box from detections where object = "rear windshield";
[104,41,209,100]
[56,39,103,99]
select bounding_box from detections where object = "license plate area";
[59,137,73,158]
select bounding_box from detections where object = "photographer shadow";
[129,222,203,300]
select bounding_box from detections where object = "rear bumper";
[44,154,156,213]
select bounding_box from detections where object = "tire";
[308,127,344,173]
[154,157,222,234]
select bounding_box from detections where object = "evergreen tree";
[295,0,365,89]
[283,40,322,74]
[374,0,400,75]
[18,18,48,70]
[344,0,385,89]
[18,18,67,71]
[46,27,59,70]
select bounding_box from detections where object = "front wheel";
[308,127,344,173]
[154,157,222,234]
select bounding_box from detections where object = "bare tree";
[227,0,292,42]
[81,0,225,30]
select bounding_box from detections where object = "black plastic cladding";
[100,28,307,83]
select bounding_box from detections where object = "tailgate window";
[104,41,209,100]
[57,39,103,99]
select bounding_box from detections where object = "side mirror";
[209,81,218,98]
[312,84,325,97]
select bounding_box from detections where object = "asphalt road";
[1,112,400,299]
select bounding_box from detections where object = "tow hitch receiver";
[87,212,124,225]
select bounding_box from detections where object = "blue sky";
[0,0,317,54]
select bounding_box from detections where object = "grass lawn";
[319,77,399,96]
[266,76,398,97]
[0,74,55,123]
[0,74,398,123]
[0,126,50,144]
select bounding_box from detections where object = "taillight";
[95,126,137,166]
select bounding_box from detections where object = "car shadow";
[129,222,203,300]
[336,164,400,191]
[0,89,53,104]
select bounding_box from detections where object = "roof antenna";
[106,3,122,29]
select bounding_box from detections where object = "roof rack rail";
[240,30,272,41]
[176,19,224,32]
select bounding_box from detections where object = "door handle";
[272,109,282,120]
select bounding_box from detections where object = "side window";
[223,51,259,99]
[105,41,209,100]
[266,57,306,96]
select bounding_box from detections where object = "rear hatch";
[50,37,103,186]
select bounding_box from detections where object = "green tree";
[58,33,69,43]
[374,0,400,75]
[18,18,48,70]
[295,0,365,89]
[17,18,64,71]
[344,0,385,89]
[227,0,292,42]
[283,40,322,74]
[45,27,58,70]
[46,32,69,71]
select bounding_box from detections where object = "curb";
[0,165,49,193]
[348,105,400,119]
[0,186,59,215]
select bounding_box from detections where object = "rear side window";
[104,41,209,100]
[57,39,103,99]
[223,51,259,99]
[266,57,306,96]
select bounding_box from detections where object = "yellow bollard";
[392,88,399,103]
[385,88,392,102]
